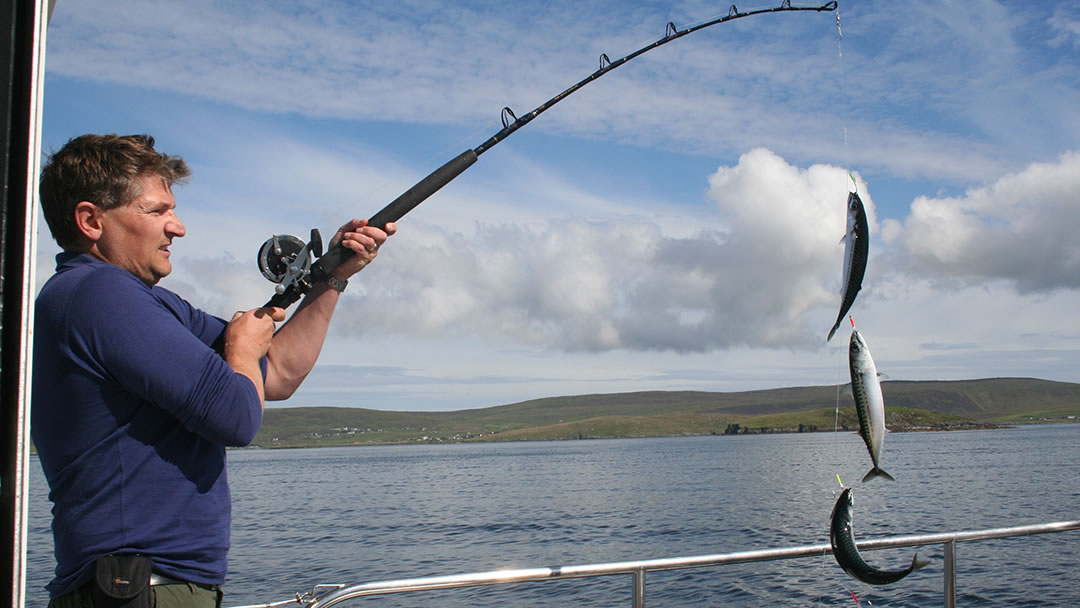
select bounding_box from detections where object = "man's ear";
[73,201,104,242]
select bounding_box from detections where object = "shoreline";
[242,420,1080,450]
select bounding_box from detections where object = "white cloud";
[890,152,1080,292]
[1049,5,1080,48]
[317,148,866,353]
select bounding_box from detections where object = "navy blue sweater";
[32,253,264,597]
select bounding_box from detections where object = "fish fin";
[862,467,895,483]
[838,234,847,245]
[910,553,930,570]
[839,382,852,398]
[877,372,890,381]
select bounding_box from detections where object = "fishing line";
[831,4,855,450]
[828,2,857,497]
[829,317,857,492]
[815,12,858,595]
[835,6,855,191]
[829,3,853,478]
[832,344,845,478]
[819,8,865,603]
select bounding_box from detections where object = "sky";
[35,0,1080,412]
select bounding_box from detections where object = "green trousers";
[47,583,222,608]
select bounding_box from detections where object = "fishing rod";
[259,0,839,309]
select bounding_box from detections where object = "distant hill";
[253,377,1080,448]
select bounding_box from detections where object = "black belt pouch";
[92,554,152,608]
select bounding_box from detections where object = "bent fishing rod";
[259,0,839,309]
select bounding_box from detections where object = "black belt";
[150,572,221,591]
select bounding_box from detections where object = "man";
[31,134,394,607]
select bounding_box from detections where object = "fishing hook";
[263,1,840,309]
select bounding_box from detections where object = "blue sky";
[37,0,1080,411]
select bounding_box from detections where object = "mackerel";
[830,488,929,585]
[827,192,868,342]
[848,329,894,482]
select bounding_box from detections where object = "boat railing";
[233,520,1080,608]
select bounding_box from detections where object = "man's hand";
[224,306,285,404]
[225,307,285,361]
[328,218,397,280]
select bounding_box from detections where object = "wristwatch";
[325,276,348,293]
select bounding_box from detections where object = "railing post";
[944,540,956,608]
[632,567,646,608]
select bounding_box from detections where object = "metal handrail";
[235,520,1080,608]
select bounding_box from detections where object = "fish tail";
[861,467,895,483]
[910,553,930,571]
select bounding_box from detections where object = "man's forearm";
[263,282,340,400]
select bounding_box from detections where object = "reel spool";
[256,229,323,295]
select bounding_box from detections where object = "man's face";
[94,174,186,286]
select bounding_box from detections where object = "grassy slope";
[253,377,1080,447]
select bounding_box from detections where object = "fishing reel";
[257,228,324,295]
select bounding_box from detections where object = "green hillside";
[253,377,1080,447]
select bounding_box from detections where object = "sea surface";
[24,424,1080,607]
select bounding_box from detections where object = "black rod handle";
[368,148,478,229]
[313,148,478,275]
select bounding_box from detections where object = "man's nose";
[167,213,186,238]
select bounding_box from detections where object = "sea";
[23,424,1080,607]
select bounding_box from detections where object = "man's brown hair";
[39,134,191,250]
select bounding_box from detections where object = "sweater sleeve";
[67,268,262,446]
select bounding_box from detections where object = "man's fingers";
[254,306,286,322]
